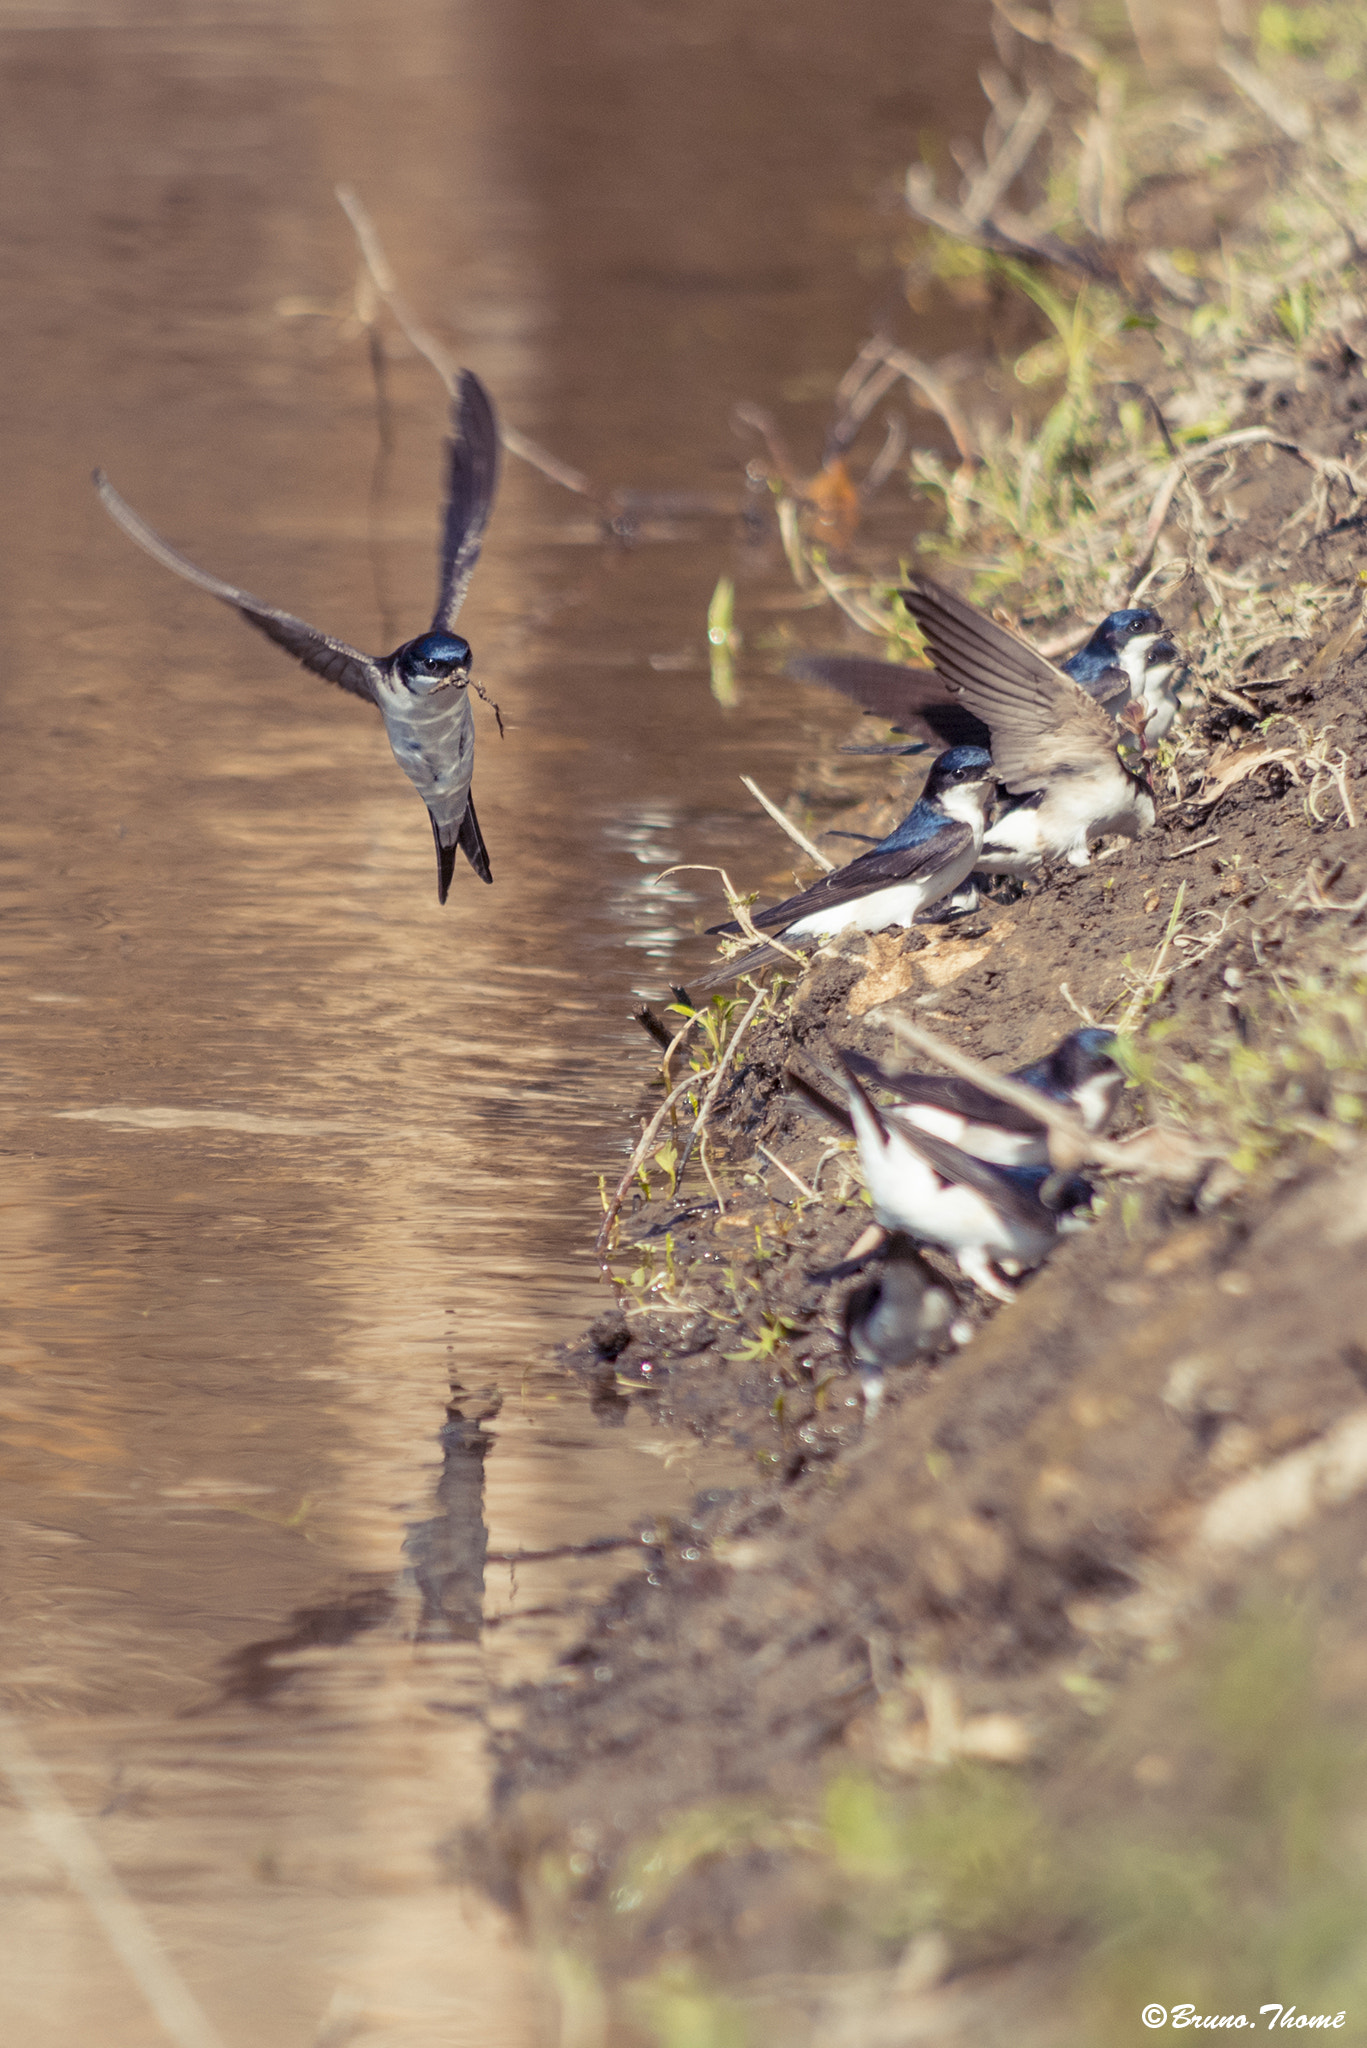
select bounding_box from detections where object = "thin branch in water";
[872,342,979,464]
[858,415,907,503]
[363,319,399,648]
[335,184,598,502]
[0,1708,230,2048]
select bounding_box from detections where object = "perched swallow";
[895,577,1157,874]
[697,745,995,988]
[833,1054,1091,1301]
[1066,610,1181,745]
[842,1233,966,1419]
[843,1026,1123,1169]
[789,606,1180,752]
[94,370,501,903]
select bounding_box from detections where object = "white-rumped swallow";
[835,1053,1093,1301]
[842,1233,968,1418]
[95,370,501,903]
[789,605,1180,753]
[897,577,1157,873]
[697,743,994,988]
[843,1026,1123,1168]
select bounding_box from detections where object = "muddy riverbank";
[479,16,1367,2040]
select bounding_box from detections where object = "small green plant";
[1149,963,1367,1176]
[707,574,739,708]
[1275,280,1318,347]
[727,1312,796,1364]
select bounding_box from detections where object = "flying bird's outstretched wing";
[431,370,501,633]
[92,471,381,703]
[899,577,1124,794]
[787,653,992,752]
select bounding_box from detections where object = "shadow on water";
[0,0,995,2040]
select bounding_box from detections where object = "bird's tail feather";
[690,941,808,994]
[457,795,493,884]
[431,813,459,905]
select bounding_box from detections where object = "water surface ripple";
[0,2,989,2039]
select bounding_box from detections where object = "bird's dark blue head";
[1080,609,1163,660]
[923,745,995,799]
[1049,1027,1120,1084]
[1065,609,1164,689]
[1017,1028,1123,1132]
[394,631,473,695]
[875,746,996,850]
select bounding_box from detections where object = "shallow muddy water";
[0,2,990,2040]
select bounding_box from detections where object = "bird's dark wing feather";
[887,1116,1052,1230]
[787,654,991,751]
[93,471,380,703]
[784,1060,855,1136]
[691,941,807,993]
[899,576,1119,793]
[431,370,501,632]
[841,1050,1046,1135]
[457,794,493,884]
[708,819,975,936]
[1075,663,1131,710]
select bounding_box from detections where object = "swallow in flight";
[95,370,501,903]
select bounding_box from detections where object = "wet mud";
[483,310,1367,2034]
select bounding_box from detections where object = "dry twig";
[884,1013,1221,1181]
[740,776,835,873]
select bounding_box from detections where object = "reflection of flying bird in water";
[95,370,501,904]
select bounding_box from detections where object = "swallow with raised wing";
[842,1233,968,1419]
[697,744,995,988]
[842,1026,1122,1169]
[789,605,1181,753]
[831,1054,1092,1302]
[894,576,1158,874]
[95,370,501,904]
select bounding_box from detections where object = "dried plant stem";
[0,1710,229,2048]
[757,1142,819,1203]
[1117,882,1190,1033]
[675,986,768,1190]
[1165,834,1220,860]
[885,1012,1219,1180]
[740,776,835,872]
[596,1067,714,1260]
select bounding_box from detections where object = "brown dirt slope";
[478,318,1367,2043]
